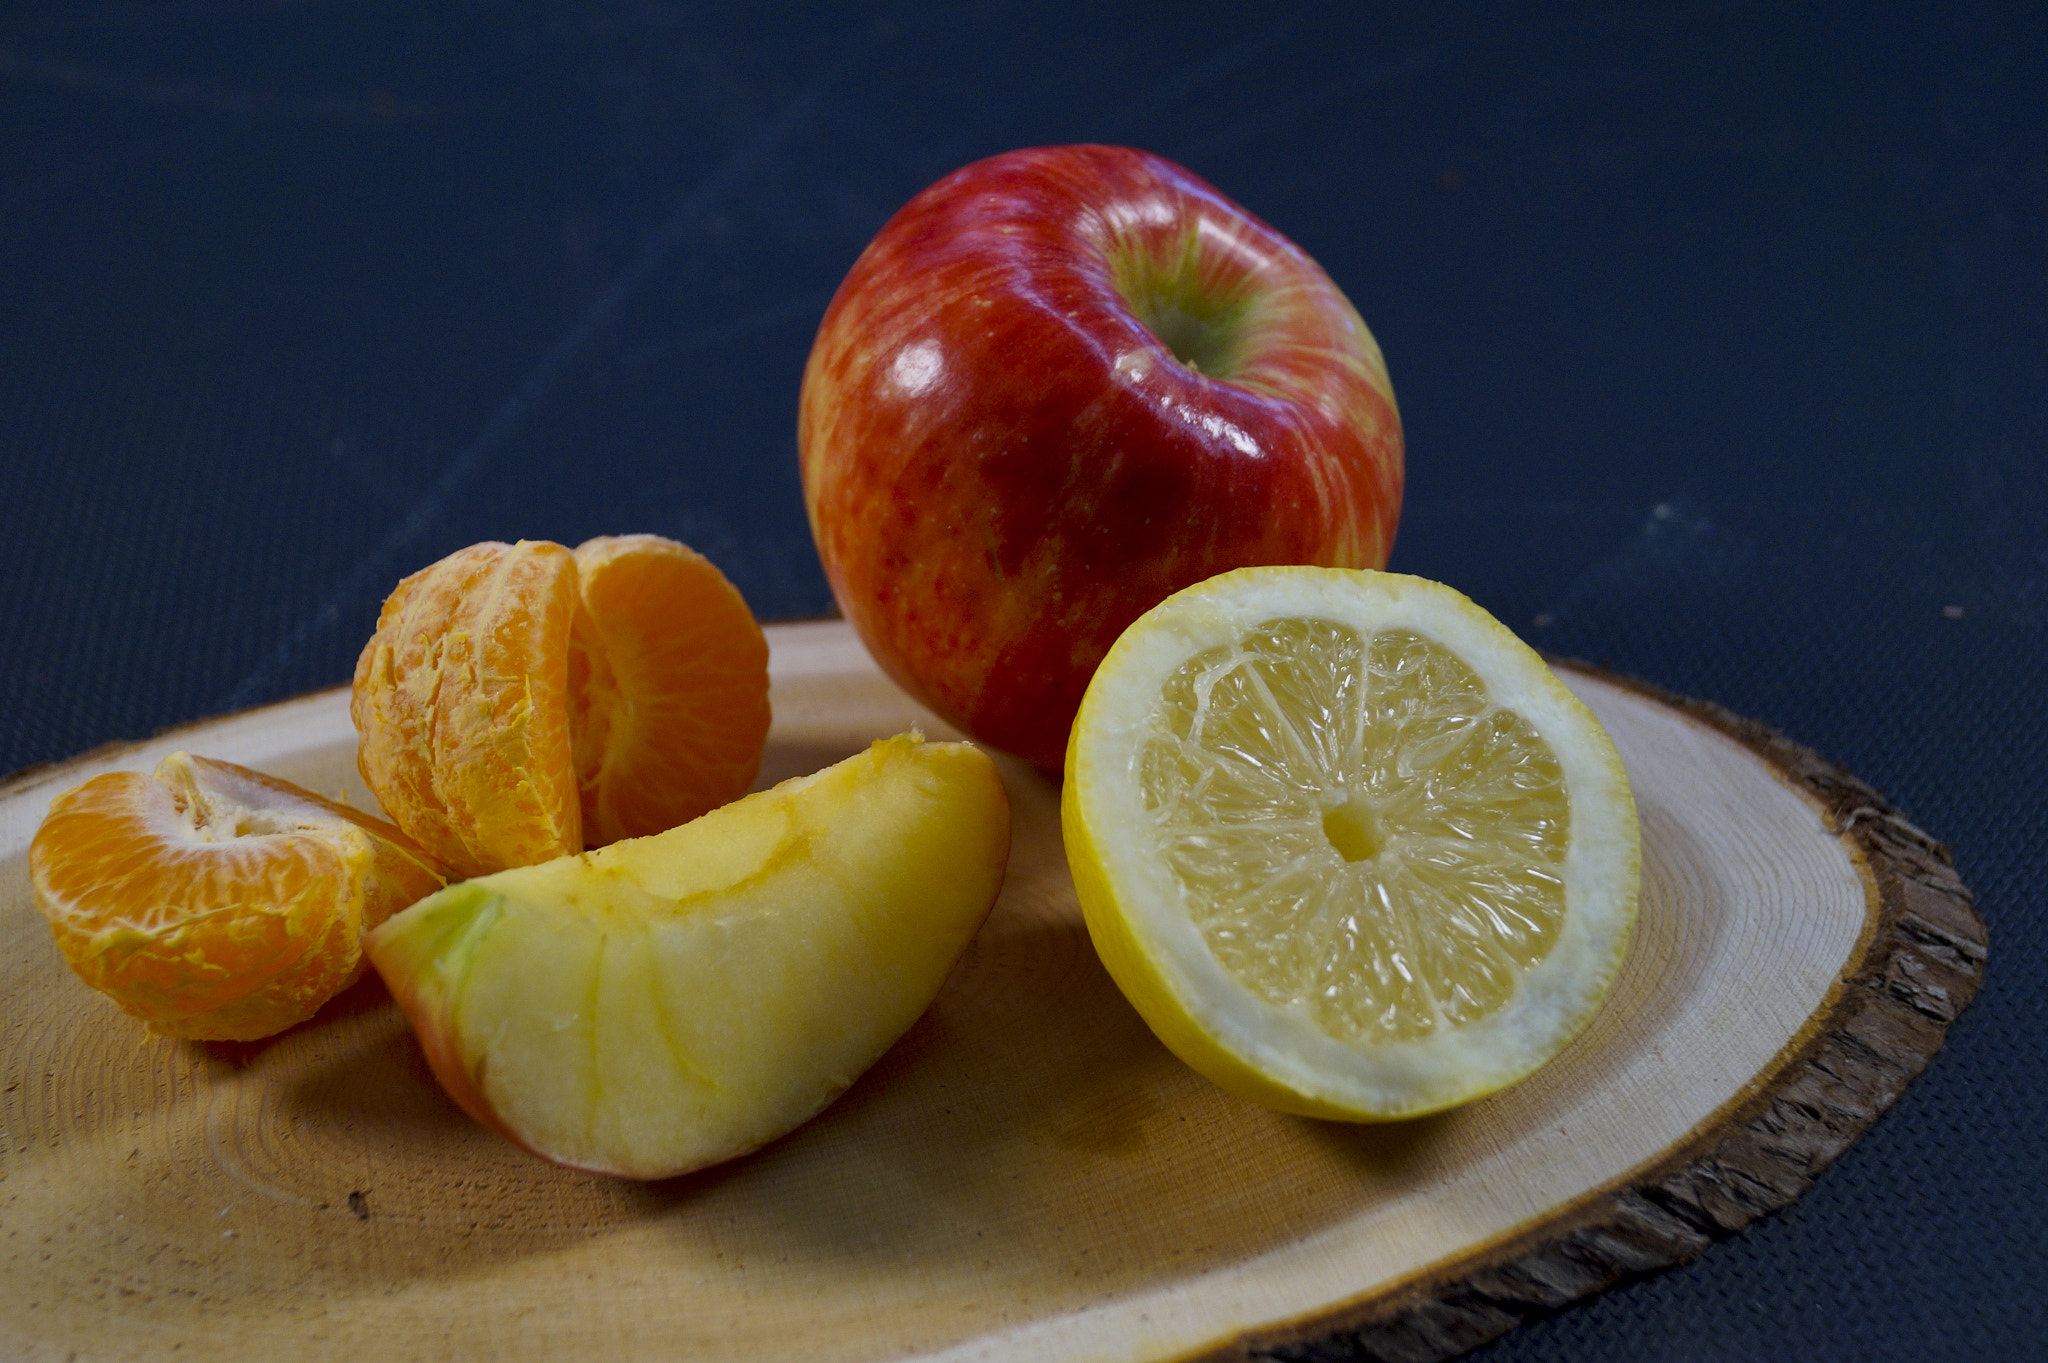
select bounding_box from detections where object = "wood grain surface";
[0,621,1982,1363]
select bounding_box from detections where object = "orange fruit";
[29,752,449,1041]
[353,535,771,876]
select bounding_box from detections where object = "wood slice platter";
[0,620,1984,1363]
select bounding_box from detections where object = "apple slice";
[364,733,1011,1179]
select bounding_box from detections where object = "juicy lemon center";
[1136,618,1569,1046]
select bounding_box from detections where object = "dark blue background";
[2,3,2041,1358]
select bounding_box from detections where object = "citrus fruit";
[29,751,449,1041]
[352,535,770,877]
[366,733,1011,1179]
[1061,567,1639,1119]
[353,540,583,877]
[568,534,774,846]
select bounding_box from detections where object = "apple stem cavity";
[1109,234,1254,382]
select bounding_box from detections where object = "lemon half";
[1062,567,1640,1120]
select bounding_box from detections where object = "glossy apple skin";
[800,144,1402,769]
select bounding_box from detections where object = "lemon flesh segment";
[1065,568,1639,1121]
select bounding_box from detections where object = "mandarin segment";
[353,540,585,877]
[570,534,770,844]
[28,752,449,1041]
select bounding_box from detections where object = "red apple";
[799,144,1403,769]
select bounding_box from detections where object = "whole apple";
[799,144,1402,769]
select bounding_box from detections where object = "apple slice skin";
[366,735,1011,1180]
[799,144,1403,770]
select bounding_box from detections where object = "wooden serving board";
[0,621,1983,1363]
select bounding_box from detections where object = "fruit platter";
[0,617,1979,1362]
[0,146,1982,1361]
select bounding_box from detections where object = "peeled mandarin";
[353,535,769,877]
[29,752,449,1041]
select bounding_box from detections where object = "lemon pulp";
[1136,618,1570,1049]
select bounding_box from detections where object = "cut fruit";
[352,535,770,877]
[29,752,449,1041]
[1062,567,1639,1120]
[365,733,1011,1179]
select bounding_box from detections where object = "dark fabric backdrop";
[2,3,2041,1358]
